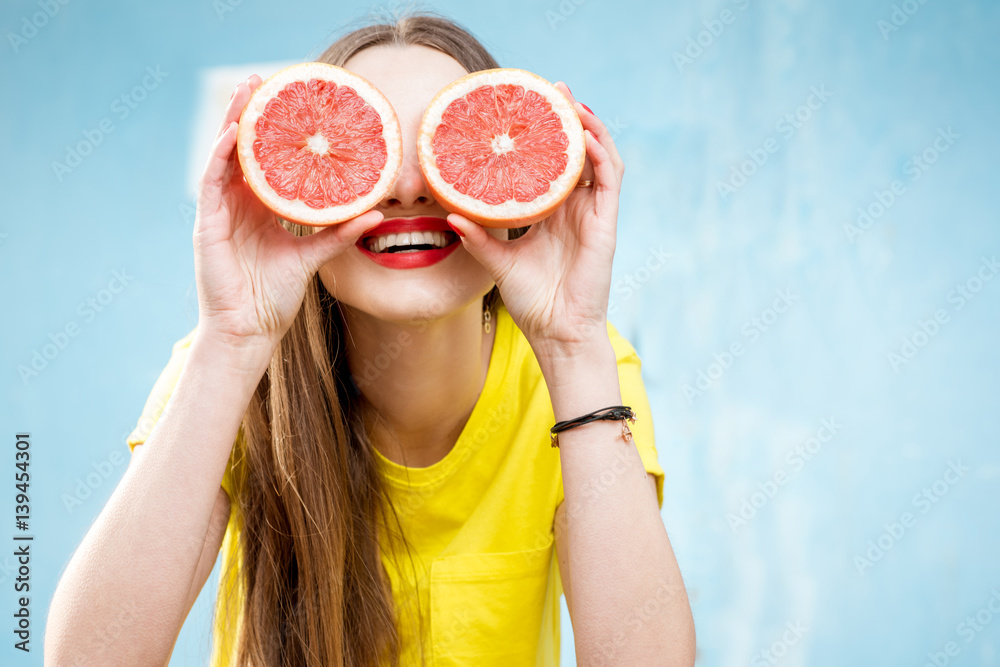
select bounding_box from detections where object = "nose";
[380,148,434,210]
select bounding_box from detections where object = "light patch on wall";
[185,61,298,199]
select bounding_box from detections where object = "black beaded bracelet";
[550,405,637,448]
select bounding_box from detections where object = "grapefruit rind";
[237,62,402,227]
[417,68,586,229]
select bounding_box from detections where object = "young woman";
[45,12,695,667]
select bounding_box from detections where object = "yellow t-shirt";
[126,303,664,666]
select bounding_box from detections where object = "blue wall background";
[3,0,998,665]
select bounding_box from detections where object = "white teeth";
[366,230,453,253]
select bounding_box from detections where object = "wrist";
[534,337,622,421]
[533,330,614,369]
[190,329,276,379]
[534,333,615,377]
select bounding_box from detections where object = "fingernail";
[581,103,594,115]
[230,84,239,100]
[447,221,465,238]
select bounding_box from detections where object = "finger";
[198,120,238,215]
[584,129,621,234]
[296,209,385,274]
[555,81,608,181]
[555,81,624,181]
[446,213,514,280]
[554,81,575,105]
[215,83,245,140]
[215,74,262,140]
[573,102,624,181]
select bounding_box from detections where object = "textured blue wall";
[3,0,998,665]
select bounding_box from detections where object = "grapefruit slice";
[236,62,402,227]
[417,68,586,229]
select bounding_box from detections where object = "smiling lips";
[356,216,461,269]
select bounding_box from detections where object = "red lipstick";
[356,216,460,269]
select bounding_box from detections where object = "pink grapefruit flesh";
[237,62,402,227]
[417,68,586,228]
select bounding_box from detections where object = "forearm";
[45,333,272,665]
[537,337,695,666]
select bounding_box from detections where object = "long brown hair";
[217,10,527,667]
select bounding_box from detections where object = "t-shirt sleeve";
[125,327,235,498]
[607,321,665,510]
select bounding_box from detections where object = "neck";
[340,299,496,468]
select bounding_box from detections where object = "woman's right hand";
[192,74,383,352]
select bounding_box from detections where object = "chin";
[321,239,497,316]
[321,273,493,328]
[346,289,490,326]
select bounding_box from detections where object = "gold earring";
[483,303,492,334]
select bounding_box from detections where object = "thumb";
[446,213,512,278]
[296,210,384,274]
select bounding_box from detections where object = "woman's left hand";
[445,82,625,360]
